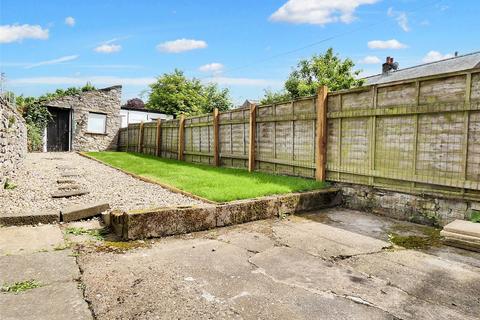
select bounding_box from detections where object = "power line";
[199,0,443,80]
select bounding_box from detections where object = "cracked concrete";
[73,208,480,320]
[1,208,479,319]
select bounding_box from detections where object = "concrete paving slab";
[0,225,64,255]
[273,216,390,258]
[78,238,392,320]
[217,230,275,253]
[0,210,59,226]
[0,250,80,284]
[51,189,89,198]
[340,249,480,318]
[443,219,480,238]
[0,281,92,320]
[250,246,474,320]
[61,202,109,222]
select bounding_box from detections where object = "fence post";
[155,119,162,157]
[137,121,144,153]
[315,86,328,181]
[178,115,185,161]
[126,125,130,152]
[248,103,257,172]
[213,108,220,166]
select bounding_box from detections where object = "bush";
[27,123,43,152]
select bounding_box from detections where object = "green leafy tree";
[262,48,364,104]
[146,69,232,116]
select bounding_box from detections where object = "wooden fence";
[118,69,480,200]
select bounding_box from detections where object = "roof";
[120,106,170,115]
[364,51,480,85]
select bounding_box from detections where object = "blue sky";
[1,0,479,105]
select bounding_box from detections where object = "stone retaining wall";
[0,97,27,188]
[338,183,480,226]
[111,189,342,240]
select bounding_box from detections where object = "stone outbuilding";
[43,85,122,152]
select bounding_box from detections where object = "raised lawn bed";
[84,152,327,203]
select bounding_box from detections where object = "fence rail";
[118,69,480,200]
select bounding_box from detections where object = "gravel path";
[0,152,202,217]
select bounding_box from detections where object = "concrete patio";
[2,208,478,319]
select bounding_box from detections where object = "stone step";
[57,179,77,184]
[443,219,480,238]
[61,202,110,222]
[58,184,81,191]
[441,220,480,252]
[51,189,89,198]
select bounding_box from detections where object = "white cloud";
[368,39,407,49]
[387,8,409,32]
[25,55,79,69]
[157,39,207,53]
[65,16,75,27]
[94,43,122,53]
[10,76,156,86]
[359,55,381,64]
[199,63,224,74]
[0,24,49,43]
[269,0,379,25]
[422,51,454,63]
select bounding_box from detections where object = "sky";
[1,0,479,105]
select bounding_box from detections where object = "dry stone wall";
[338,182,480,226]
[0,96,27,187]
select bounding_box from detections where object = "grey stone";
[0,225,64,255]
[0,210,60,226]
[0,282,92,320]
[51,189,89,198]
[61,202,110,222]
[0,97,27,188]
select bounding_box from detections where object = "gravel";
[0,152,203,218]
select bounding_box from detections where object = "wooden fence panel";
[160,119,179,159]
[116,69,480,200]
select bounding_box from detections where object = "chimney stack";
[382,56,397,75]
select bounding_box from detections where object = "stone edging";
[110,188,342,240]
[77,152,216,204]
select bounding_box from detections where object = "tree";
[261,48,364,104]
[146,69,232,116]
[125,98,145,109]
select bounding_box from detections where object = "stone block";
[61,202,110,222]
[51,189,89,198]
[0,210,60,226]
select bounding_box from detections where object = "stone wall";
[0,96,27,187]
[337,183,480,226]
[47,86,122,151]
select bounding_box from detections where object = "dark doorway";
[47,107,70,151]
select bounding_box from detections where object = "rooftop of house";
[364,51,480,85]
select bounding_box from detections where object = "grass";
[65,227,109,241]
[1,280,41,294]
[85,152,328,202]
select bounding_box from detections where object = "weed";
[65,227,109,240]
[1,280,41,294]
[388,224,442,249]
[95,240,149,253]
[3,179,17,190]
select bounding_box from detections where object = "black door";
[47,108,70,151]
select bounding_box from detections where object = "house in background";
[43,85,122,152]
[120,98,172,128]
[364,51,480,85]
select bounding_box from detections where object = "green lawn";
[86,152,327,202]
